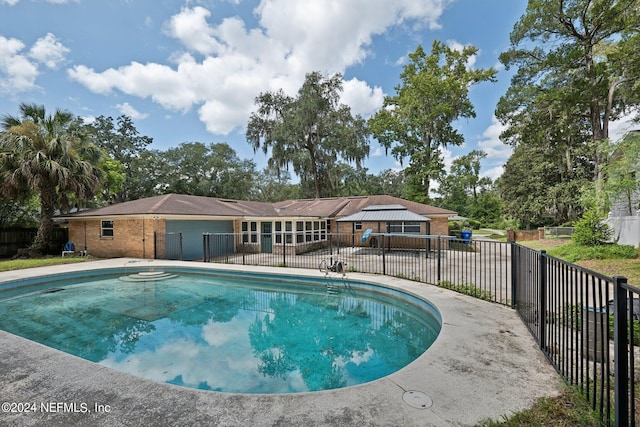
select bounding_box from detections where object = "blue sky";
[0,0,563,185]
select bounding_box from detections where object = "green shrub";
[572,209,613,246]
[609,315,640,345]
[448,221,464,231]
[467,219,482,230]
[437,280,493,301]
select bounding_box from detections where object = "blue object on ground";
[461,231,472,243]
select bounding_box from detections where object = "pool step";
[119,271,178,282]
[326,283,340,295]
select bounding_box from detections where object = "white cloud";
[341,78,384,118]
[477,116,512,159]
[371,147,384,157]
[29,33,69,69]
[164,6,224,56]
[0,35,38,93]
[481,165,504,181]
[476,116,512,180]
[446,39,476,69]
[115,102,149,120]
[69,1,449,136]
[0,32,70,95]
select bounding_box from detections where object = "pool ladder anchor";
[319,259,346,296]
[319,259,346,276]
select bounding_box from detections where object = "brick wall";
[506,228,544,242]
[66,218,165,259]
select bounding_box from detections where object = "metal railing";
[201,232,512,304]
[543,226,575,239]
[159,231,637,425]
[154,232,183,260]
[512,244,637,426]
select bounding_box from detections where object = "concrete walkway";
[0,259,563,426]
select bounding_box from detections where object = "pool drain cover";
[403,390,432,409]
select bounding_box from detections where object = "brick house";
[58,194,455,260]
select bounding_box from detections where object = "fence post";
[381,235,386,276]
[282,231,286,267]
[225,234,229,263]
[510,241,516,309]
[202,233,208,262]
[539,250,547,350]
[437,237,441,283]
[329,233,333,256]
[614,276,629,427]
[179,232,183,261]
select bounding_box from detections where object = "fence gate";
[154,232,183,260]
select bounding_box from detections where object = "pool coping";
[0,259,563,426]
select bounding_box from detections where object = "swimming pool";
[0,267,441,394]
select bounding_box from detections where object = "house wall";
[331,217,449,250]
[64,212,452,258]
[66,217,164,259]
[167,219,233,260]
[333,217,448,241]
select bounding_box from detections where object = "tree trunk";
[31,183,56,256]
[306,137,321,199]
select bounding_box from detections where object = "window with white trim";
[285,221,293,244]
[101,220,114,237]
[242,221,258,243]
[388,221,422,234]
[296,221,304,243]
[275,221,282,244]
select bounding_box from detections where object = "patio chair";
[62,241,75,257]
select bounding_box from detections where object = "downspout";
[142,216,146,259]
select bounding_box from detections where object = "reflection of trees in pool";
[248,295,374,391]
[167,292,251,326]
[0,300,155,361]
[370,311,438,370]
[248,294,439,391]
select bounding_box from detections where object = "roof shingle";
[64,194,455,219]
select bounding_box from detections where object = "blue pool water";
[0,269,441,394]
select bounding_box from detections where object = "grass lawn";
[479,388,601,427]
[576,258,640,286]
[0,256,96,272]
[519,239,640,288]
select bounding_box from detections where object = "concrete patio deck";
[0,259,563,426]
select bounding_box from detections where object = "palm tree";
[0,103,104,255]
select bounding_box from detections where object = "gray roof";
[362,204,406,211]
[337,206,430,223]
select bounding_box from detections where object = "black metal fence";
[154,232,183,260]
[200,232,512,304]
[156,231,637,425]
[511,244,636,426]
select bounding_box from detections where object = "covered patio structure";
[336,204,431,250]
